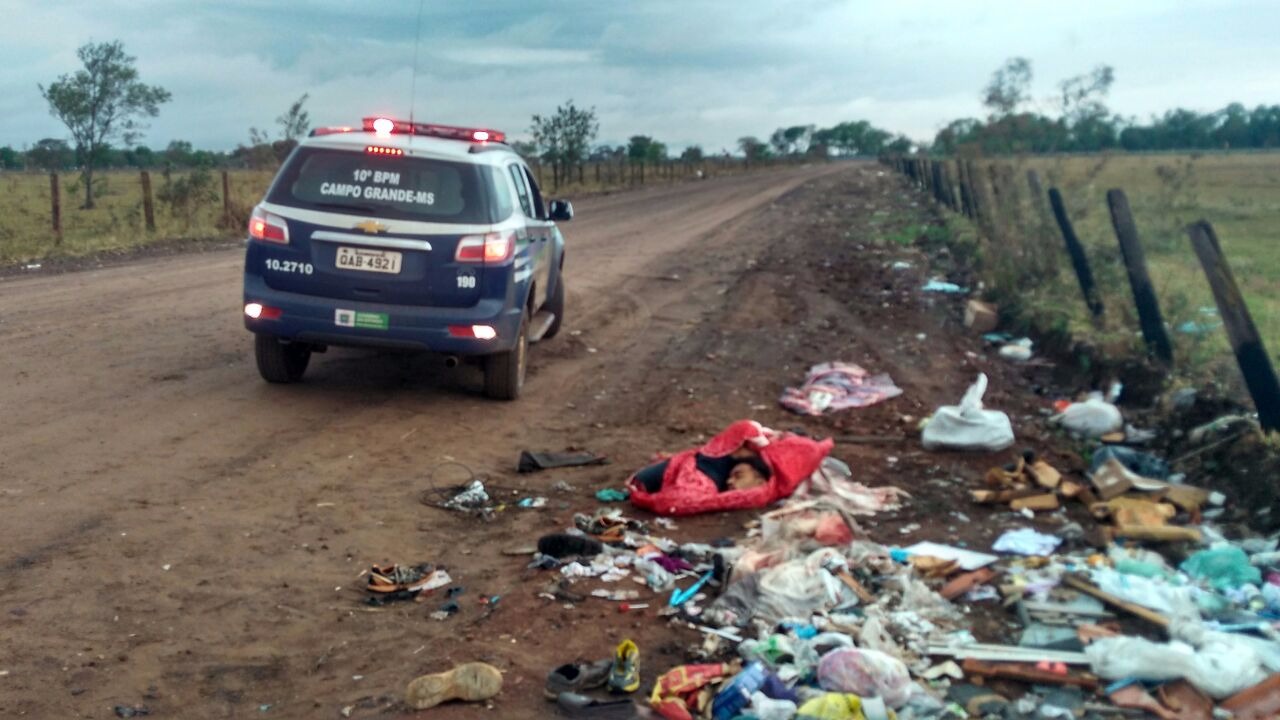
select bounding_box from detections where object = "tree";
[529,100,599,184]
[982,57,1032,118]
[277,93,311,143]
[737,136,771,161]
[39,41,170,209]
[0,146,22,170]
[680,145,704,162]
[627,135,666,162]
[27,138,75,170]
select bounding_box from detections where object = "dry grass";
[0,169,275,265]
[0,158,770,266]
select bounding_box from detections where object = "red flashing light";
[249,206,288,244]
[455,231,515,264]
[359,117,505,144]
[365,145,404,156]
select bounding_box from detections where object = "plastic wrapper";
[817,647,914,708]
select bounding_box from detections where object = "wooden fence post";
[1107,189,1174,365]
[221,170,232,227]
[50,172,62,243]
[956,161,975,218]
[1048,187,1104,318]
[1186,221,1280,430]
[595,163,600,186]
[140,171,156,232]
[963,161,984,221]
[1026,169,1050,223]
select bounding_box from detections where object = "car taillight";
[455,231,514,263]
[248,206,289,244]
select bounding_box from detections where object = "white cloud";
[1,0,1277,152]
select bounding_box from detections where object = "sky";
[1,0,1278,154]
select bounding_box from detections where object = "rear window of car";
[267,146,509,224]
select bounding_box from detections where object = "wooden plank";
[1048,188,1104,317]
[1107,189,1174,365]
[1062,574,1170,629]
[961,659,1100,689]
[929,644,1091,665]
[1187,220,1280,432]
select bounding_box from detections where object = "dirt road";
[0,163,1068,718]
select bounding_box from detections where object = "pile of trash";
[394,392,1279,720]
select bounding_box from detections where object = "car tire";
[543,274,565,340]
[483,311,528,400]
[255,334,311,383]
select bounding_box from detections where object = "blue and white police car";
[242,117,571,400]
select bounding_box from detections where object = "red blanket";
[628,420,833,516]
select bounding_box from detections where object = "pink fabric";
[628,420,833,516]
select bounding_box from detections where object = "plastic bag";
[1181,546,1262,590]
[817,647,913,708]
[796,693,868,720]
[1053,395,1122,438]
[749,692,797,720]
[921,374,1014,452]
[754,549,849,622]
[1085,633,1268,699]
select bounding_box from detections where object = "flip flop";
[405,662,503,710]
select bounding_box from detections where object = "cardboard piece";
[1091,459,1134,500]
[1027,460,1062,489]
[965,300,999,333]
[960,659,1098,689]
[1010,493,1060,512]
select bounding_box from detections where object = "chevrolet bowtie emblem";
[353,220,389,234]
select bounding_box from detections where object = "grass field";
[0,158,765,268]
[946,152,1280,377]
[0,169,275,265]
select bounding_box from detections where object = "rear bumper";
[242,273,523,355]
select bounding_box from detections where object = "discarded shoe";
[545,659,613,699]
[556,691,635,717]
[405,661,503,710]
[608,639,640,694]
[537,533,604,559]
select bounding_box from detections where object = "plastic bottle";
[711,662,766,720]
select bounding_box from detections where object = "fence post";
[140,171,156,232]
[956,161,975,218]
[578,163,584,185]
[1048,188,1104,318]
[594,163,600,186]
[221,170,232,227]
[1025,169,1050,223]
[1187,220,1280,431]
[1106,189,1174,365]
[50,172,62,243]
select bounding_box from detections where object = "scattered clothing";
[780,362,903,415]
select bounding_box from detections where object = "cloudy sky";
[2,0,1277,153]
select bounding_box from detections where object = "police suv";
[242,117,570,400]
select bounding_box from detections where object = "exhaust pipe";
[444,355,459,368]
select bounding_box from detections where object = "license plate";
[336,246,401,274]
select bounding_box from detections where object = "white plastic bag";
[921,374,1014,451]
[1085,633,1268,699]
[1053,395,1123,438]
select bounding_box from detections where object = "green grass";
[0,169,275,265]
[953,152,1280,377]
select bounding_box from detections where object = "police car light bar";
[310,126,355,136]
[361,117,506,143]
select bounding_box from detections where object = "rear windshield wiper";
[309,201,376,215]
